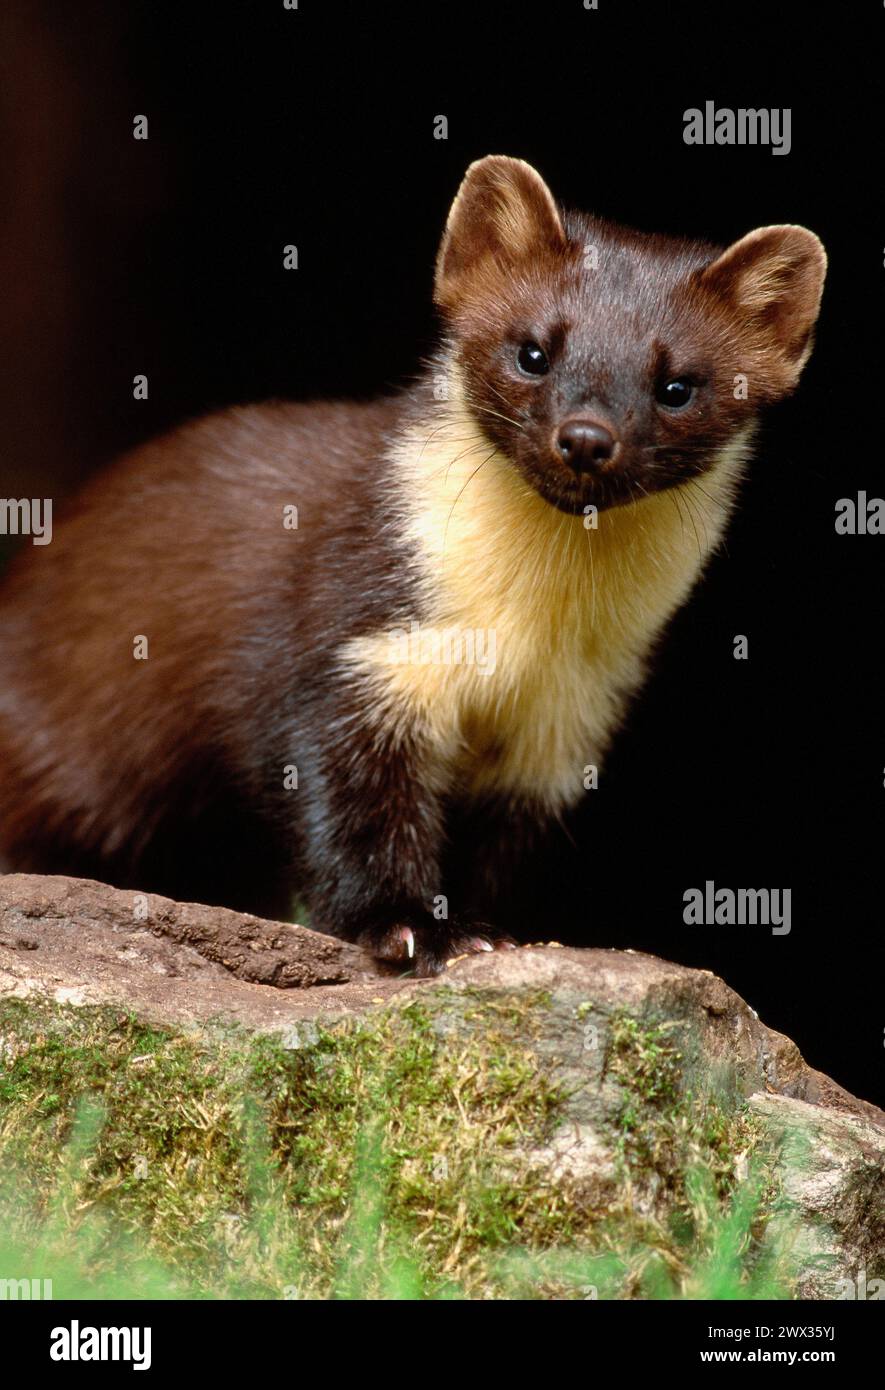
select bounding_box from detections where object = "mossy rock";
[1,942,882,1299]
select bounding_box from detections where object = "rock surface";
[0,873,405,1027]
[1,871,883,1298]
[749,1093,885,1300]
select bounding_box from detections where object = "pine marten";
[0,157,826,974]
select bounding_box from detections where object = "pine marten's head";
[433,156,826,515]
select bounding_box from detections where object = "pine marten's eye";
[656,378,694,408]
[516,341,549,376]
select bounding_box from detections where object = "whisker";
[684,478,729,556]
[443,438,498,485]
[443,448,497,555]
[470,403,526,432]
[476,376,532,422]
[678,484,705,562]
[416,424,481,461]
[668,486,687,546]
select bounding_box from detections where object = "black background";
[1,0,882,1105]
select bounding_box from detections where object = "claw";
[470,936,494,952]
[399,926,415,960]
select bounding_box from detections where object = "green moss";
[0,995,564,1298]
[605,1012,761,1188]
[591,1010,789,1298]
[0,996,799,1300]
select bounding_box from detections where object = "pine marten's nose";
[556,418,617,473]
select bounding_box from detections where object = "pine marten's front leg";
[291,699,514,975]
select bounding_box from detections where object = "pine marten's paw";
[359,918,517,978]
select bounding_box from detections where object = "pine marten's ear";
[698,225,827,393]
[434,156,566,311]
